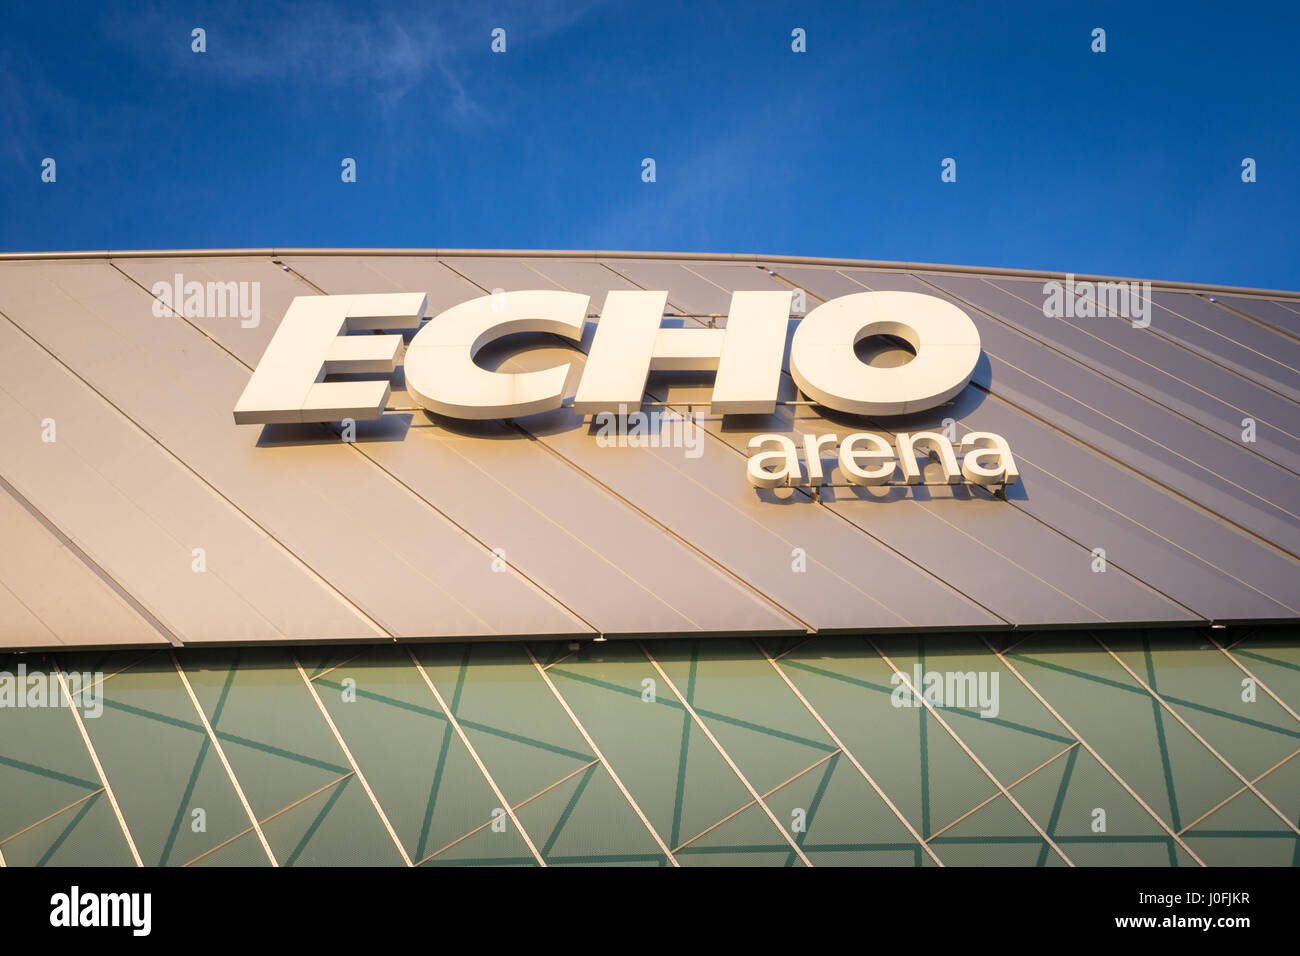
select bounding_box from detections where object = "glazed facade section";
[1,630,1295,867]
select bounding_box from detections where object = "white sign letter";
[574,290,791,415]
[404,290,588,419]
[790,290,981,415]
[233,293,427,424]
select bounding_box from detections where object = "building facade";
[0,250,1296,866]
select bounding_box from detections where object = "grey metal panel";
[0,576,59,647]
[0,488,169,647]
[1216,296,1300,336]
[937,386,1298,621]
[0,378,263,645]
[518,258,643,304]
[679,262,794,298]
[533,258,797,326]
[1146,292,1300,402]
[251,259,805,637]
[973,277,1300,473]
[783,267,1300,620]
[837,270,1300,559]
[598,260,737,315]
[112,257,296,369]
[1176,295,1300,372]
[278,255,484,313]
[0,314,357,645]
[767,265,885,302]
[831,488,1198,626]
[673,262,815,330]
[0,260,588,641]
[435,257,566,296]
[375,419,801,635]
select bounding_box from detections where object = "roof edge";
[0,248,1295,300]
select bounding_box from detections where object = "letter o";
[789,291,981,415]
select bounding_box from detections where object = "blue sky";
[1,0,1297,289]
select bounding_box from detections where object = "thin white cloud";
[116,1,604,115]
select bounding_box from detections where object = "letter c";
[405,290,589,419]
